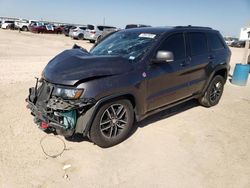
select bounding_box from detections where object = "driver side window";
[158,33,186,61]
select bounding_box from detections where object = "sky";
[0,0,249,37]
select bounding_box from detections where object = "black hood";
[43,49,133,86]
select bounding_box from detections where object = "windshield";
[90,31,159,62]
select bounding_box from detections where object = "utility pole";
[103,17,105,25]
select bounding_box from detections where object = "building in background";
[239,23,250,40]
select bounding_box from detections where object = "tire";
[78,33,84,40]
[22,26,28,31]
[96,36,102,43]
[199,75,225,107]
[89,40,95,43]
[89,99,134,148]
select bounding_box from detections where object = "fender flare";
[201,63,229,95]
[75,93,138,136]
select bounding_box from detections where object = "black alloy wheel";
[90,99,134,148]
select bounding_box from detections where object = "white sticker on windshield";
[139,33,156,39]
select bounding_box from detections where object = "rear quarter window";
[87,25,95,30]
[208,33,225,51]
[189,32,208,56]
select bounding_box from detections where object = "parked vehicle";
[69,26,87,40]
[125,24,151,29]
[231,40,250,48]
[15,19,34,31]
[224,37,238,46]
[96,27,120,43]
[26,26,231,147]
[62,25,74,36]
[29,23,62,34]
[1,20,15,29]
[96,24,152,44]
[84,24,116,43]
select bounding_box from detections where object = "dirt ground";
[0,29,249,188]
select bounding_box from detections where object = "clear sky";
[0,0,249,37]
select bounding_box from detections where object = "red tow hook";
[41,122,49,129]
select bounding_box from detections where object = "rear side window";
[79,27,86,30]
[159,33,186,61]
[87,25,94,30]
[189,32,208,56]
[208,33,225,51]
[97,26,104,31]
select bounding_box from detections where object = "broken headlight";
[53,87,84,99]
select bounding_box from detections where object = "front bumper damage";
[26,79,96,137]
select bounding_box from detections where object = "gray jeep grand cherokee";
[26,26,231,147]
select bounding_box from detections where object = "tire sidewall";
[206,75,225,106]
[90,99,134,147]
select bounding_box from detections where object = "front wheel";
[89,99,134,148]
[199,75,225,107]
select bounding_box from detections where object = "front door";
[146,33,192,111]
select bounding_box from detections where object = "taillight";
[90,31,96,34]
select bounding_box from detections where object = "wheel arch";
[201,64,229,95]
[75,93,138,136]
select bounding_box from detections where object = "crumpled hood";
[43,49,133,86]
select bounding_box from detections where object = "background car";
[224,37,238,46]
[84,24,116,43]
[14,19,30,31]
[62,25,74,36]
[69,26,87,40]
[125,24,151,29]
[96,24,151,44]
[1,20,15,29]
[29,23,62,34]
[96,27,120,43]
[231,40,250,48]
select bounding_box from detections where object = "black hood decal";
[43,49,133,86]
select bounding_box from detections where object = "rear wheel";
[78,33,84,40]
[199,75,225,107]
[89,99,134,148]
[96,36,102,43]
[22,26,28,31]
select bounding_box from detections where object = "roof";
[122,25,214,35]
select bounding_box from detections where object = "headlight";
[53,87,84,99]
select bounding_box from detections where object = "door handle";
[208,55,215,60]
[180,61,189,67]
[180,57,191,67]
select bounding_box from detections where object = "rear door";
[186,32,210,94]
[146,33,192,111]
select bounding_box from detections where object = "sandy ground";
[0,29,249,188]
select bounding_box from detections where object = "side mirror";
[153,51,174,63]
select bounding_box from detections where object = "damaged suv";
[26,26,231,147]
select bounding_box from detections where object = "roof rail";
[175,25,212,29]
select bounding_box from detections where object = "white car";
[15,19,31,31]
[1,20,15,29]
[69,26,87,40]
[84,24,116,43]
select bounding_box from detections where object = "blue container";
[231,64,250,86]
